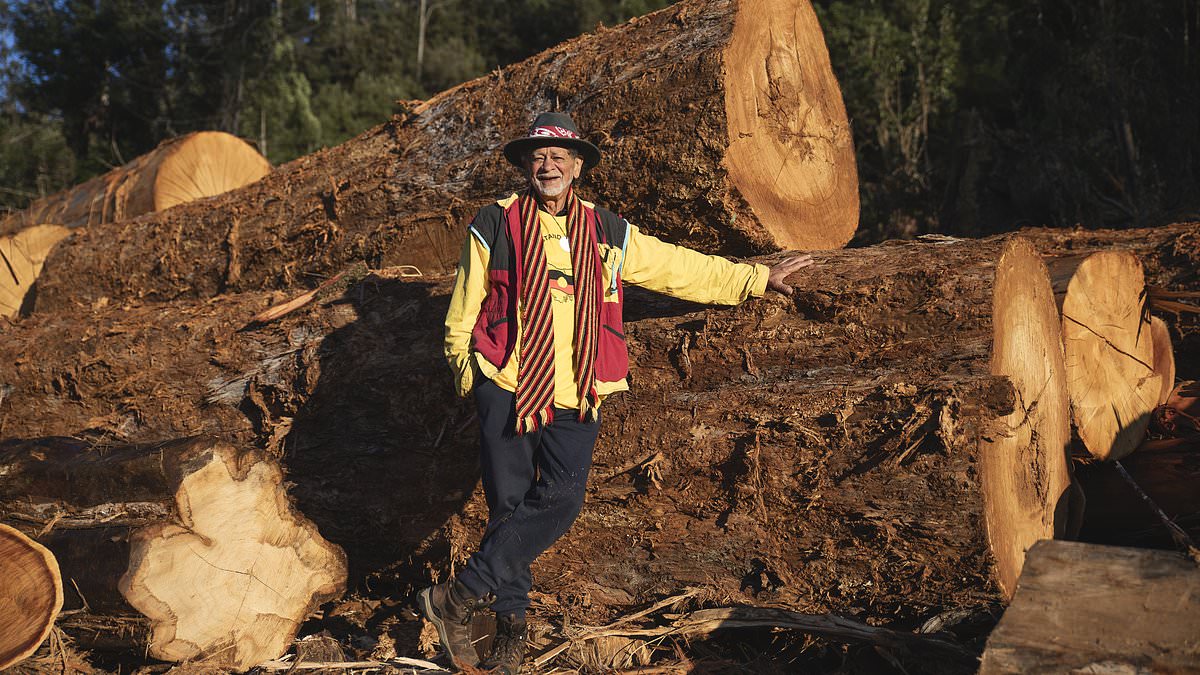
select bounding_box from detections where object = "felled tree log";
[979,239,1073,599]
[0,437,347,671]
[979,540,1200,673]
[0,523,62,670]
[0,224,69,319]
[31,0,857,312]
[0,131,270,236]
[1048,252,1160,461]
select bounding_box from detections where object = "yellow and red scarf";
[514,188,601,434]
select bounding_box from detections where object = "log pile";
[1,0,1198,669]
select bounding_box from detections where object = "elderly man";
[420,112,813,673]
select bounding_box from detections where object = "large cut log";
[0,224,69,319]
[1049,252,1160,461]
[979,539,1200,673]
[0,436,347,671]
[0,131,270,236]
[980,239,1072,599]
[0,523,62,670]
[31,0,857,313]
[1,225,1196,628]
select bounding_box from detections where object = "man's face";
[525,146,584,199]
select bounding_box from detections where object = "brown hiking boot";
[481,613,526,674]
[417,580,489,668]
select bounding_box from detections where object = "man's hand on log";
[767,254,814,296]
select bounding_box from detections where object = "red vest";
[470,199,629,383]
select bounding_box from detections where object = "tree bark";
[979,540,1200,673]
[0,436,347,672]
[0,132,270,236]
[0,523,62,670]
[1048,252,1160,461]
[30,0,857,313]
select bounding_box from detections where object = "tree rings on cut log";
[1149,316,1175,406]
[118,440,347,671]
[0,523,63,670]
[0,224,69,318]
[982,237,1072,599]
[0,131,269,234]
[1055,252,1160,461]
[724,0,858,249]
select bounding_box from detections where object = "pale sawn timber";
[32,0,856,312]
[1048,252,1160,461]
[0,131,270,235]
[0,437,347,671]
[979,539,1200,673]
[1150,315,1176,405]
[979,238,1073,599]
[0,523,62,670]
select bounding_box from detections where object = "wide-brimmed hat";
[503,112,602,171]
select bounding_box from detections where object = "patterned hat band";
[528,125,580,140]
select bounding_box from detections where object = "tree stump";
[980,238,1073,599]
[0,523,62,670]
[0,131,270,235]
[1050,251,1160,461]
[0,437,347,671]
[31,0,857,312]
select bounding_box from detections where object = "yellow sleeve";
[444,231,491,397]
[621,223,769,304]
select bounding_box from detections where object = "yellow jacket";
[444,194,769,408]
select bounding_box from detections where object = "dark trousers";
[456,378,600,617]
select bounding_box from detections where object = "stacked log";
[0,224,69,318]
[1049,252,1161,461]
[0,524,62,670]
[980,540,1200,672]
[29,0,858,313]
[0,437,347,671]
[0,131,270,235]
[979,239,1073,598]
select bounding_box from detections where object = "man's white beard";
[532,176,571,198]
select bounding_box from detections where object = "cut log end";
[118,440,347,671]
[0,224,70,319]
[1150,315,1175,406]
[982,237,1073,598]
[1058,251,1160,461]
[723,0,858,250]
[0,523,63,670]
[152,131,271,212]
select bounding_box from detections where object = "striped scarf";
[514,188,601,434]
